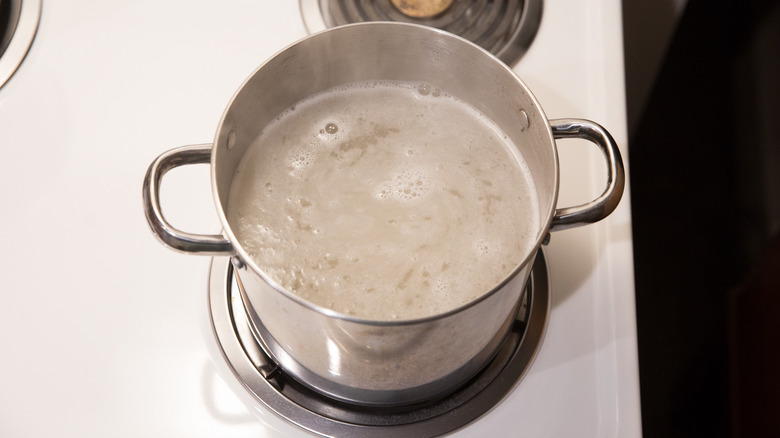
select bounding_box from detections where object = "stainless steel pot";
[142,22,624,406]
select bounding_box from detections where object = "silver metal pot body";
[143,22,624,406]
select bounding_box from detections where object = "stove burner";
[0,0,40,89]
[208,250,549,437]
[299,0,543,66]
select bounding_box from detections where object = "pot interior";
[213,22,558,305]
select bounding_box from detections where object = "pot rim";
[210,21,559,327]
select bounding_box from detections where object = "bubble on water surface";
[433,278,449,295]
[288,148,314,170]
[375,168,432,201]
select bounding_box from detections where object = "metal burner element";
[300,0,543,66]
[208,251,549,437]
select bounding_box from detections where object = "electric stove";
[0,1,640,436]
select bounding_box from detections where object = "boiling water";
[227,81,539,320]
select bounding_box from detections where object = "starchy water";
[227,81,539,320]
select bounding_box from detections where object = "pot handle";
[142,144,234,255]
[549,119,625,232]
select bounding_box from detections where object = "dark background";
[623,0,780,436]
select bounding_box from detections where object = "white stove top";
[0,1,641,436]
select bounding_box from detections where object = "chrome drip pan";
[0,0,40,88]
[207,250,550,437]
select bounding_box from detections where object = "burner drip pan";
[208,250,549,437]
[0,0,40,88]
[300,0,542,66]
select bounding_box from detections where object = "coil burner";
[300,0,542,66]
[208,250,550,437]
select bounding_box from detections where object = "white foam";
[287,147,314,171]
[375,168,432,201]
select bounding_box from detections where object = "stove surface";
[0,1,640,437]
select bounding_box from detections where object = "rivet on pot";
[227,130,237,150]
[519,109,530,131]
